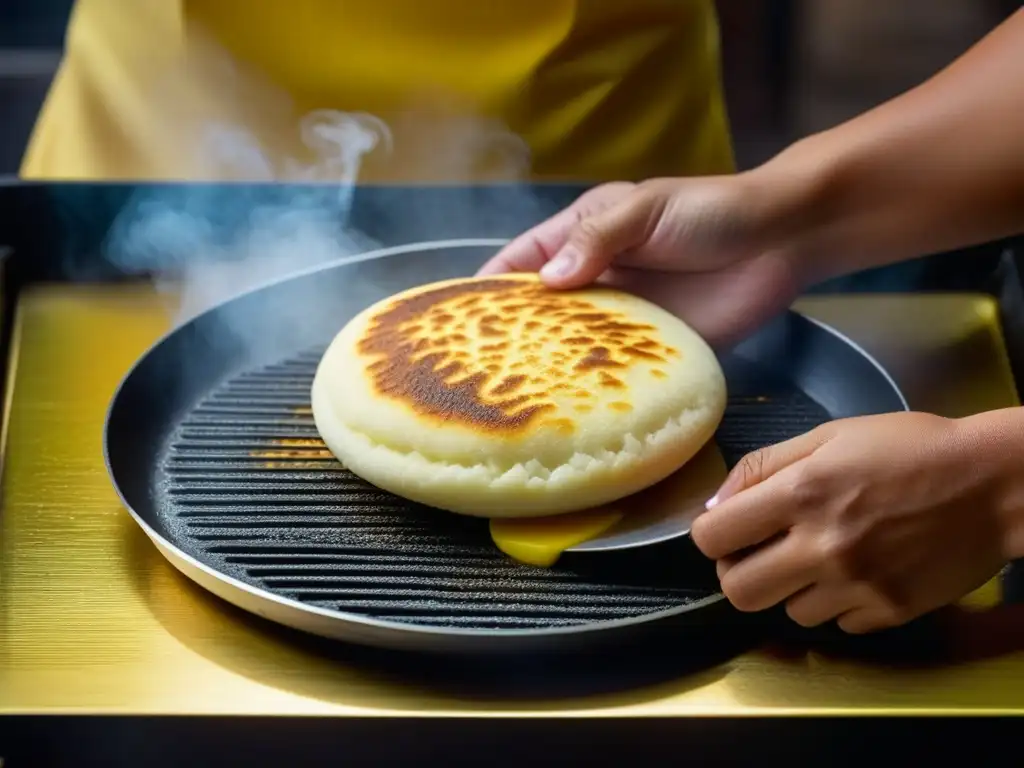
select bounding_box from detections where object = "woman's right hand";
[476,172,814,349]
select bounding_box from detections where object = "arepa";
[311,274,727,517]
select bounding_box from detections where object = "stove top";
[0,285,1020,719]
[1,183,1024,763]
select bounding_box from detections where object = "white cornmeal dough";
[312,274,727,517]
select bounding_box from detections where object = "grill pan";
[104,239,909,653]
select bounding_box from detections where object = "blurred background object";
[0,0,1020,176]
[0,0,72,174]
[717,0,1021,168]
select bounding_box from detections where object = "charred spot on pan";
[276,438,326,447]
[250,437,334,462]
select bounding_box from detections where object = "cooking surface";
[159,345,730,631]
[0,286,1021,715]
[155,345,828,635]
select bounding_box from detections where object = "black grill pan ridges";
[157,347,831,632]
[106,241,908,651]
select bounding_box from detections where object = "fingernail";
[540,247,578,279]
[705,495,719,510]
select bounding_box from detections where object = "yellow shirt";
[20,0,734,182]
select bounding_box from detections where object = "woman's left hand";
[691,410,1024,634]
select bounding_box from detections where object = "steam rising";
[103,32,535,339]
[108,110,390,325]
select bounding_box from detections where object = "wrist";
[955,408,1024,561]
[740,133,842,288]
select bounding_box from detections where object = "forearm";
[755,8,1024,285]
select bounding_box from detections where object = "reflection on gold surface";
[250,437,334,462]
[0,286,1022,715]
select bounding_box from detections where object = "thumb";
[706,424,835,509]
[539,189,667,288]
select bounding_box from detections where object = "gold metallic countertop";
[0,285,1022,716]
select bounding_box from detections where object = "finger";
[785,584,862,628]
[691,459,808,561]
[718,532,818,613]
[837,604,905,635]
[706,425,834,509]
[476,206,582,276]
[715,545,767,582]
[715,554,738,582]
[539,189,668,288]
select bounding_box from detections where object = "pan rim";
[800,315,910,411]
[102,237,907,647]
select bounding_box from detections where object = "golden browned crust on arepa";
[355,274,682,437]
[311,274,727,517]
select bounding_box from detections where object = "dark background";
[0,0,1021,176]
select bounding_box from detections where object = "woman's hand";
[478,11,1024,351]
[477,174,812,348]
[691,410,1024,633]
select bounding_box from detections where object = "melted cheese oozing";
[489,509,625,567]
[488,441,727,567]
